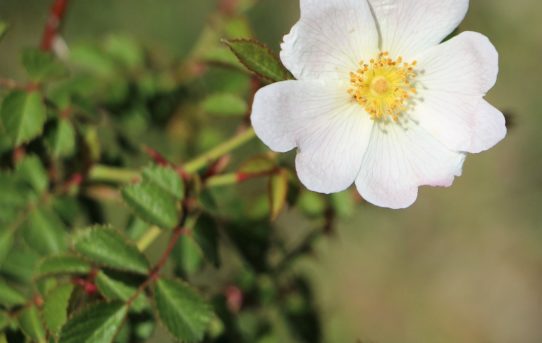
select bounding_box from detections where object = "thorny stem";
[40,0,70,51]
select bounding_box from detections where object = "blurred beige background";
[1,0,541,342]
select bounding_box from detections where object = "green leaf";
[0,90,47,147]
[16,155,48,195]
[73,227,149,274]
[95,271,146,312]
[0,280,26,307]
[1,246,40,283]
[141,166,184,201]
[104,35,144,70]
[36,254,91,278]
[23,208,67,255]
[269,169,289,221]
[59,301,128,343]
[46,119,76,158]
[70,44,117,77]
[194,215,220,267]
[22,48,68,82]
[19,305,46,343]
[43,284,74,337]
[223,38,293,83]
[122,182,179,230]
[0,229,14,265]
[0,172,32,212]
[202,93,247,117]
[0,311,9,331]
[154,278,214,342]
[173,235,203,276]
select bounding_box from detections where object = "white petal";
[280,0,379,80]
[251,80,374,193]
[356,123,465,209]
[369,0,469,57]
[296,104,374,193]
[412,32,506,153]
[416,32,498,95]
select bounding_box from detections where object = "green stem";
[136,226,162,251]
[87,165,139,184]
[183,128,256,173]
[87,128,256,184]
[205,173,239,188]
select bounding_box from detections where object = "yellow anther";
[348,52,418,121]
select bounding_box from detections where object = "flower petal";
[369,0,469,57]
[412,32,506,153]
[355,123,465,209]
[251,80,374,193]
[281,0,379,80]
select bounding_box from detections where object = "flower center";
[348,52,418,122]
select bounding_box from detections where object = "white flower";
[251,0,507,209]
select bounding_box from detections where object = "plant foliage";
[0,1,357,342]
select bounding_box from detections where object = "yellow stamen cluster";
[348,52,418,122]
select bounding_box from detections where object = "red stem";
[40,0,70,51]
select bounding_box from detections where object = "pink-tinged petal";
[281,0,379,81]
[369,0,469,58]
[412,32,506,153]
[356,123,465,209]
[251,80,374,193]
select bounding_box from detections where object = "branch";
[40,0,70,52]
[183,127,256,173]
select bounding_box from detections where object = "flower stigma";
[348,52,418,122]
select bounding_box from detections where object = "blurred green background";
[1,0,541,342]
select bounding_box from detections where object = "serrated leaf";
[43,284,74,337]
[16,155,48,195]
[46,119,76,158]
[0,280,26,307]
[95,271,146,312]
[202,93,247,117]
[268,169,289,220]
[122,182,179,230]
[19,305,46,343]
[23,208,67,255]
[154,278,214,342]
[22,48,68,82]
[74,227,149,274]
[59,301,127,343]
[36,254,91,278]
[0,90,46,147]
[223,39,293,83]
[141,166,184,201]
